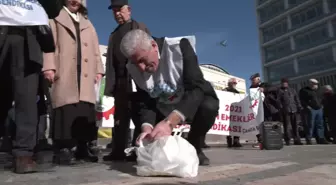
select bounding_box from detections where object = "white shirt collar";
[63,6,80,22]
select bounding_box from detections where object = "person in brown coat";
[43,0,104,165]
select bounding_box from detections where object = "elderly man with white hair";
[299,79,328,145]
[119,29,219,165]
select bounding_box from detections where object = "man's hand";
[95,74,103,83]
[149,120,173,140]
[43,70,55,83]
[136,125,153,146]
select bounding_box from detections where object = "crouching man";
[120,29,219,166]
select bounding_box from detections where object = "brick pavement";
[0,144,336,185]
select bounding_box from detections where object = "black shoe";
[306,139,312,145]
[53,148,77,165]
[197,151,210,166]
[75,143,99,163]
[294,140,303,145]
[318,139,329,145]
[285,141,290,146]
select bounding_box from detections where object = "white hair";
[323,85,333,92]
[120,29,153,58]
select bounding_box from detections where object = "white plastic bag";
[135,132,199,178]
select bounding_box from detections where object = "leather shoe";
[198,151,210,166]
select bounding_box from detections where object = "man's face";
[229,82,237,89]
[112,5,131,24]
[281,82,288,88]
[65,0,81,12]
[311,83,318,90]
[251,77,260,85]
[131,41,159,73]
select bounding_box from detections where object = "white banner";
[0,0,49,26]
[96,77,264,136]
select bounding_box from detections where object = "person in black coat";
[276,78,303,145]
[0,0,62,174]
[103,0,151,162]
[119,29,219,166]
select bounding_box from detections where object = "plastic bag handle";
[173,125,188,137]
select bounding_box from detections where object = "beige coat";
[43,9,104,108]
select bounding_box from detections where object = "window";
[264,39,292,62]
[329,0,336,12]
[259,0,268,5]
[290,2,324,28]
[267,61,295,82]
[297,48,336,75]
[262,19,288,42]
[288,0,307,9]
[259,0,285,23]
[294,24,330,51]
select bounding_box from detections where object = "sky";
[87,0,262,82]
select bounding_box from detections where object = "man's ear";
[151,40,158,48]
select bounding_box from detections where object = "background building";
[256,0,336,90]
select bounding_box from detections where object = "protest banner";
[96,79,264,136]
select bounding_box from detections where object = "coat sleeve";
[38,0,63,19]
[89,22,104,75]
[42,19,58,72]
[293,89,302,110]
[174,38,205,120]
[103,34,115,97]
[138,22,151,35]
[136,87,157,127]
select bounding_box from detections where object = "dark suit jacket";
[137,38,218,126]
[104,20,150,97]
[103,20,150,120]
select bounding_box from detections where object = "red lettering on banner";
[216,113,256,123]
[211,123,242,133]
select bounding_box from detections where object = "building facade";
[256,0,336,90]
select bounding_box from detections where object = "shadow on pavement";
[106,161,137,175]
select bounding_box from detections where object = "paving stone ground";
[1,144,336,185]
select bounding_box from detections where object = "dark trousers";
[111,98,142,154]
[280,111,300,141]
[154,96,218,152]
[0,27,40,157]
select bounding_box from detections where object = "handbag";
[36,25,55,53]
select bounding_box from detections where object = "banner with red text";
[173,88,264,137]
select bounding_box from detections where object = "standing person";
[103,0,151,162]
[277,78,303,145]
[224,78,242,148]
[0,0,62,174]
[262,83,280,122]
[43,0,105,165]
[321,85,335,143]
[120,30,219,166]
[299,79,328,145]
[249,73,262,144]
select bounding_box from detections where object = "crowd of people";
[0,0,335,176]
[223,74,335,148]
